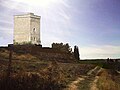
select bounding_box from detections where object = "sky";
[0,0,120,59]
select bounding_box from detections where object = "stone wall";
[14,13,41,45]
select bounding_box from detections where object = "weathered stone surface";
[14,13,41,45]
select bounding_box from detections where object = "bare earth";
[65,66,102,90]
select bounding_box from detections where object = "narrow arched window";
[34,37,36,41]
[33,28,36,33]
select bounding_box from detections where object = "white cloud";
[0,0,71,43]
[0,0,120,60]
[80,45,120,59]
[0,37,13,46]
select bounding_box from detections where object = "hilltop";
[0,46,120,90]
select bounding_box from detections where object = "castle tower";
[14,13,41,45]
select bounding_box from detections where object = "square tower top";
[14,13,41,19]
[14,13,41,45]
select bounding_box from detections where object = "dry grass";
[0,49,9,59]
[0,61,67,90]
[13,53,38,61]
[2,48,120,90]
[97,69,120,90]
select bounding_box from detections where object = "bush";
[0,61,67,90]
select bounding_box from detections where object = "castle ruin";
[14,13,41,45]
[10,13,76,62]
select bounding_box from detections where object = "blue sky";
[0,0,120,59]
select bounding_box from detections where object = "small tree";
[74,45,80,60]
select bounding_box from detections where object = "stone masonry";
[14,13,41,45]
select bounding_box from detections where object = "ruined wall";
[14,13,40,45]
[14,14,31,43]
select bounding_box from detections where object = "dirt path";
[90,76,99,90]
[67,77,85,90]
[90,68,103,90]
[65,66,102,90]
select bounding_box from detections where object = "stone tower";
[14,13,41,45]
